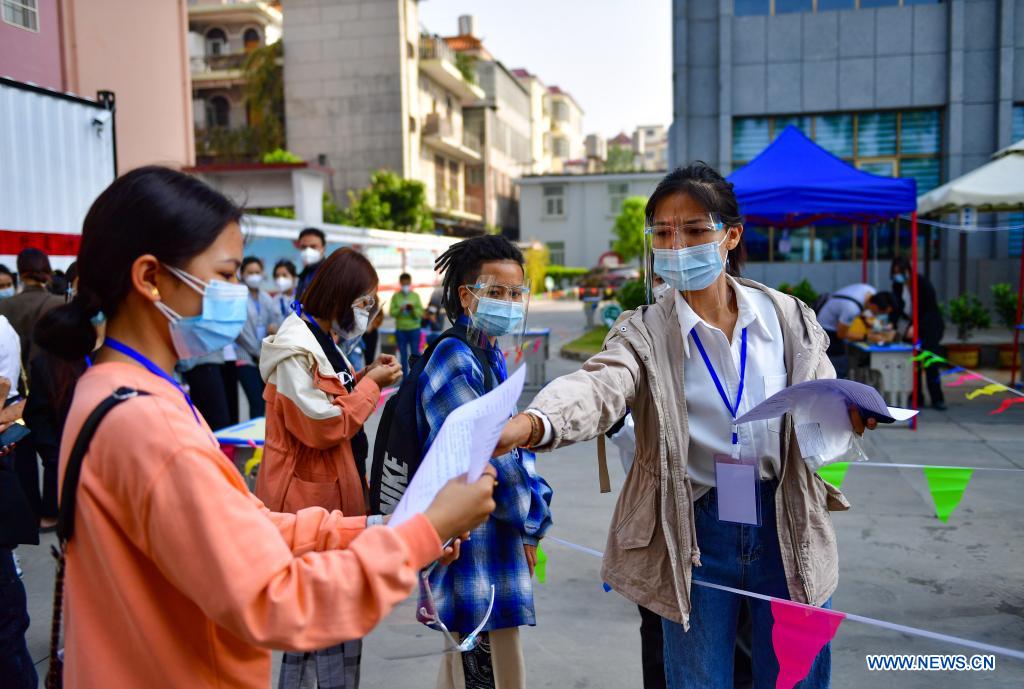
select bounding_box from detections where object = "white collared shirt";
[674,279,787,488]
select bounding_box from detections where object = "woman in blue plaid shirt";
[416,236,553,689]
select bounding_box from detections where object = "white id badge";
[714,453,762,526]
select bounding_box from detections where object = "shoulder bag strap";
[46,387,149,689]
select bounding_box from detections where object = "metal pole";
[1011,231,1024,387]
[911,211,920,431]
[861,224,868,283]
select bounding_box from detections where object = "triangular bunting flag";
[940,366,965,377]
[965,383,1007,400]
[535,543,548,584]
[911,351,932,362]
[990,397,1024,415]
[602,582,612,593]
[816,463,850,490]
[922,355,944,369]
[945,372,984,387]
[244,447,263,478]
[923,467,973,522]
[771,600,846,689]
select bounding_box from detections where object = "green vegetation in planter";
[945,294,990,342]
[778,279,818,307]
[990,283,1020,330]
[611,197,647,262]
[262,148,303,164]
[545,265,589,287]
[617,279,647,312]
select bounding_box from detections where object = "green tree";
[243,39,285,155]
[605,144,636,173]
[455,52,477,84]
[343,170,435,232]
[611,196,647,261]
[524,243,550,295]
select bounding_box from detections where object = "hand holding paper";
[389,365,526,527]
[734,379,918,471]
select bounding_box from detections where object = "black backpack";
[368,324,495,515]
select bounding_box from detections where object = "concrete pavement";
[16,298,1024,687]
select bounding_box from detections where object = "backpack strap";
[829,294,864,311]
[425,326,496,392]
[47,387,149,689]
[596,436,611,494]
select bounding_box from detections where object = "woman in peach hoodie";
[256,248,401,687]
[35,166,496,689]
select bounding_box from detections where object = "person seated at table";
[817,284,895,377]
[890,257,946,411]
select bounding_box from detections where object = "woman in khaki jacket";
[497,163,876,689]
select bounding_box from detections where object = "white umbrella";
[917,139,1024,215]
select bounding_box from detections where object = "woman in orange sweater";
[35,166,496,689]
[256,248,402,687]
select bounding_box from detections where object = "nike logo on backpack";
[377,455,409,514]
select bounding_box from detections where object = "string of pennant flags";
[542,535,1024,689]
[912,349,1024,414]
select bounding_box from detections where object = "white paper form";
[388,364,526,527]
[733,379,918,426]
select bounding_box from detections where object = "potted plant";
[944,294,991,368]
[991,283,1022,369]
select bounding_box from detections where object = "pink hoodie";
[59,361,440,688]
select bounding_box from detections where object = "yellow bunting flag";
[244,448,263,478]
[965,383,1007,400]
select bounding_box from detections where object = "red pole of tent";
[1011,231,1024,387]
[861,224,868,283]
[911,212,920,430]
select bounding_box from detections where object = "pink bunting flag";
[990,397,1024,416]
[532,338,542,353]
[375,385,399,411]
[771,600,846,689]
[418,329,427,351]
[945,372,984,387]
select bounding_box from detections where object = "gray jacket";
[529,278,850,629]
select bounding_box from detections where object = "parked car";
[578,266,639,300]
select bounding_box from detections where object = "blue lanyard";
[279,296,288,317]
[690,326,747,445]
[103,336,201,424]
[251,293,261,316]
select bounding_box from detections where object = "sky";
[417,0,672,140]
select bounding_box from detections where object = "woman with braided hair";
[416,235,553,689]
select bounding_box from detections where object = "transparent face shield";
[461,274,531,355]
[643,212,734,311]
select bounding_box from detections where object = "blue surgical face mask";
[472,297,524,337]
[0,286,14,299]
[652,234,728,292]
[154,266,248,360]
[892,273,906,284]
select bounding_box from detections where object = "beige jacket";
[529,277,850,629]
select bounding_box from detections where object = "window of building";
[553,101,569,123]
[608,182,629,215]
[553,137,569,158]
[206,96,230,128]
[1013,104,1024,142]
[2,0,37,30]
[548,241,566,265]
[435,155,447,208]
[774,0,813,13]
[205,28,228,56]
[734,0,938,15]
[543,185,565,218]
[243,28,261,52]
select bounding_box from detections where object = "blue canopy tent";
[727,126,923,425]
[727,126,918,227]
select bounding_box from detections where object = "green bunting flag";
[817,463,850,490]
[923,467,974,523]
[535,543,548,584]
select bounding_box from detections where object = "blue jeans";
[0,549,37,689]
[662,480,832,689]
[395,328,422,376]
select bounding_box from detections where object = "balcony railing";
[419,34,457,64]
[463,193,484,217]
[462,129,481,154]
[192,52,248,73]
[422,112,454,139]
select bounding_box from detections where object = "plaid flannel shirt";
[415,322,553,633]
